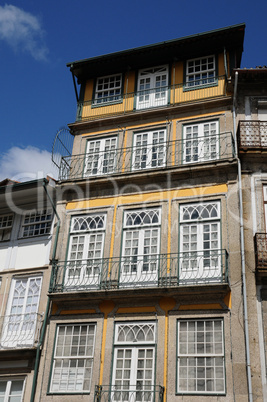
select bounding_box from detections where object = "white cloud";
[0,146,58,182]
[0,4,48,60]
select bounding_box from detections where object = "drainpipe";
[30,179,61,402]
[233,71,253,401]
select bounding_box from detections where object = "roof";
[67,23,245,81]
[233,66,267,82]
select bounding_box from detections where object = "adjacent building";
[0,178,56,402]
[234,66,267,400]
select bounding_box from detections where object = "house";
[234,66,267,400]
[0,177,56,401]
[36,24,257,401]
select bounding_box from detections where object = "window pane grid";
[0,379,25,402]
[51,324,96,393]
[178,319,225,394]
[133,130,166,170]
[95,74,122,104]
[186,56,215,87]
[21,209,52,237]
[0,214,13,241]
[84,137,117,176]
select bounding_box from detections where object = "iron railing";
[255,233,267,272]
[94,385,165,402]
[237,120,267,149]
[77,76,226,122]
[59,132,234,181]
[0,313,43,349]
[50,251,228,293]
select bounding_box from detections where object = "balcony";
[50,251,228,294]
[94,385,164,402]
[237,120,267,150]
[0,313,43,349]
[76,76,226,122]
[58,132,234,181]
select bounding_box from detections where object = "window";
[0,378,25,402]
[94,74,122,104]
[66,214,106,289]
[20,209,52,238]
[183,121,219,163]
[121,209,161,286]
[177,319,225,394]
[136,66,168,109]
[179,202,221,283]
[0,214,13,241]
[112,322,156,401]
[50,324,96,393]
[1,276,42,348]
[185,56,216,88]
[84,136,117,177]
[132,129,166,170]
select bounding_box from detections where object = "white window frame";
[136,65,168,110]
[0,377,25,402]
[120,208,161,286]
[50,323,96,393]
[0,214,13,241]
[179,201,221,283]
[183,120,219,164]
[132,129,167,171]
[1,276,42,348]
[19,208,53,238]
[65,214,106,289]
[112,321,156,401]
[185,56,216,88]
[84,136,117,177]
[94,74,122,104]
[177,319,225,394]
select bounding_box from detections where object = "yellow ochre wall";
[80,52,228,120]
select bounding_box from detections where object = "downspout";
[30,179,61,402]
[233,71,253,401]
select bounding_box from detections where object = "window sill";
[91,98,123,108]
[183,80,218,92]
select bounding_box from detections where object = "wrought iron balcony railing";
[58,132,234,181]
[255,233,267,273]
[0,313,43,349]
[94,385,165,402]
[237,120,267,149]
[50,251,228,293]
[77,76,226,122]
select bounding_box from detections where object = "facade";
[234,67,267,400]
[31,23,264,401]
[0,178,56,402]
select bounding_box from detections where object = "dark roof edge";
[67,23,245,69]
[0,177,55,194]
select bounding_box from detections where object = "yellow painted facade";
[80,53,228,120]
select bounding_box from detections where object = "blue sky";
[0,0,266,181]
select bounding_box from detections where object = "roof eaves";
[67,23,245,70]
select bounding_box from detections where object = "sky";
[0,0,266,182]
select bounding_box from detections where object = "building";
[234,66,267,400]
[35,24,260,401]
[0,178,56,402]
